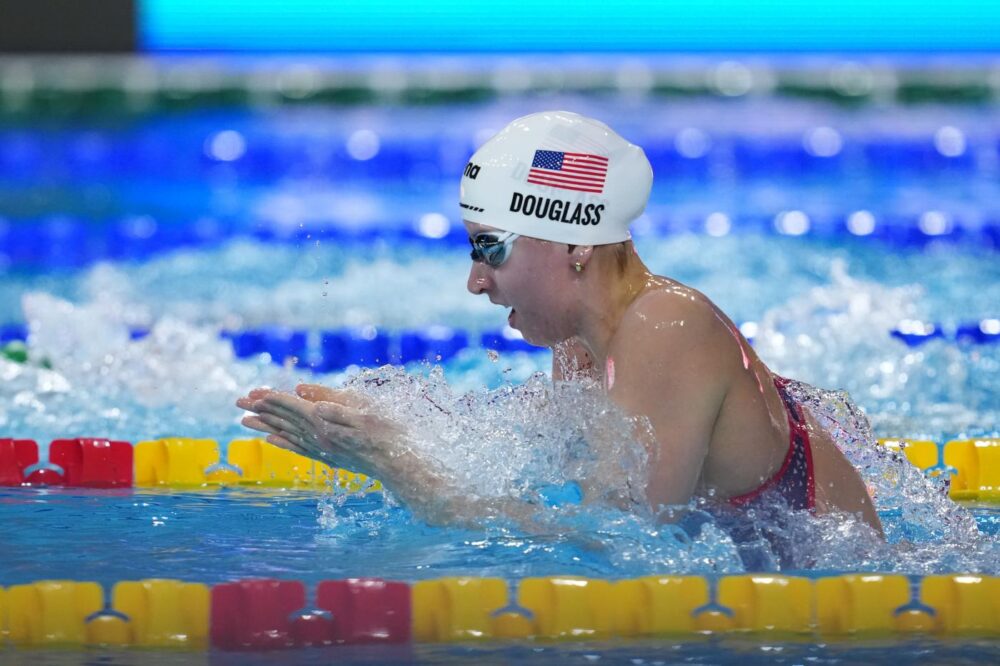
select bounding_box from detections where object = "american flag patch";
[527,150,609,194]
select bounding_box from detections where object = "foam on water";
[9,235,996,441]
[750,258,999,439]
[75,241,498,330]
[6,230,998,331]
[0,292,293,447]
[773,378,994,573]
[307,364,996,575]
[2,239,997,576]
[328,367,650,521]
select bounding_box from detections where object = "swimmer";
[237,111,883,535]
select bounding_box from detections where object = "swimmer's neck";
[573,250,655,366]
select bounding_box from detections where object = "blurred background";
[0,0,998,440]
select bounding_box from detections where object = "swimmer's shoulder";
[611,277,742,377]
[620,277,725,339]
[607,278,732,413]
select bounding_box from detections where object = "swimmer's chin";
[516,325,555,349]
[505,309,552,348]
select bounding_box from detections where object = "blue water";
[4,638,999,664]
[2,98,999,269]
[0,487,997,589]
[3,232,997,445]
[1,80,999,661]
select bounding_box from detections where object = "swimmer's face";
[465,220,579,346]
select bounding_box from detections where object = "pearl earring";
[574,262,584,273]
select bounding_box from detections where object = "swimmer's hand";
[237,383,548,529]
[236,384,405,481]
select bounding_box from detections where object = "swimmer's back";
[558,276,881,532]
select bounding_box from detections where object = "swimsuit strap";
[772,375,816,511]
[773,375,808,433]
[727,375,816,511]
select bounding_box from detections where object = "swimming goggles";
[469,230,519,267]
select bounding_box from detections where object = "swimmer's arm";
[238,384,548,529]
[605,297,730,510]
[337,440,542,528]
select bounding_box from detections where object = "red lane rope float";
[0,439,37,485]
[210,579,411,649]
[0,437,380,492]
[48,438,133,488]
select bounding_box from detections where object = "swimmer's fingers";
[296,384,369,409]
[265,433,307,455]
[256,392,315,416]
[242,417,312,459]
[314,401,364,429]
[241,414,280,436]
[251,394,319,431]
[251,399,357,460]
[248,423,314,459]
[256,413,308,440]
[295,383,342,402]
[236,387,278,410]
[241,415,311,454]
[240,392,361,468]
[242,414,310,456]
[252,399,355,451]
[253,405,318,445]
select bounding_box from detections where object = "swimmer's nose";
[467,261,493,295]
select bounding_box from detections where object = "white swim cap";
[460,110,653,245]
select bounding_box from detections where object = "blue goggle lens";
[469,233,515,267]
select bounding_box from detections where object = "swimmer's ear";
[566,244,595,272]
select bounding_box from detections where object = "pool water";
[3,637,1000,665]
[2,232,998,443]
[1,86,998,659]
[1,484,998,588]
[1,230,997,583]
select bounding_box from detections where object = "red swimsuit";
[727,376,816,512]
